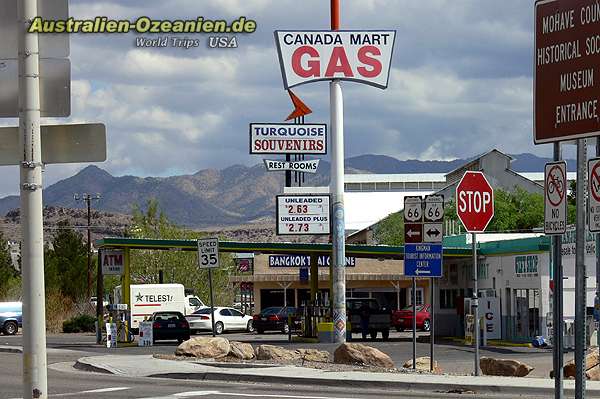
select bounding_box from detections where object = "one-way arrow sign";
[404,223,423,244]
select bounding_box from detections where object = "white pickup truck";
[114,283,206,330]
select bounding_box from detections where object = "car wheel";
[246,320,255,333]
[214,322,224,335]
[257,329,264,334]
[369,330,377,340]
[395,326,403,332]
[282,324,290,334]
[3,321,17,335]
[422,319,431,332]
[382,329,390,341]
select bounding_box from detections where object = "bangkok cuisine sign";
[275,31,396,89]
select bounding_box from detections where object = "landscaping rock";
[297,348,330,363]
[333,343,395,369]
[402,356,442,373]
[255,345,302,362]
[175,336,230,359]
[229,341,255,360]
[564,347,600,378]
[480,357,533,377]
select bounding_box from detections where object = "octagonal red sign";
[456,171,494,233]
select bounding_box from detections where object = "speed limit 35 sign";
[197,237,220,269]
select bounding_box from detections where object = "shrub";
[62,314,96,333]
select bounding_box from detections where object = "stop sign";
[456,171,494,233]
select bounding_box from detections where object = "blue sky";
[0,0,553,197]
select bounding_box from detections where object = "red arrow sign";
[456,171,494,233]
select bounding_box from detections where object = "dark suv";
[0,302,22,335]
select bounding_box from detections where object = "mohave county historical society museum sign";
[535,0,600,143]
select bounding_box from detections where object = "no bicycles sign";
[544,161,567,235]
[589,158,600,233]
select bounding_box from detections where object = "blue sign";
[299,267,309,282]
[404,243,443,278]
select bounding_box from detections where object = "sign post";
[456,171,494,376]
[404,195,444,372]
[198,238,220,337]
[273,0,395,343]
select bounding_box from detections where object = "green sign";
[515,255,538,277]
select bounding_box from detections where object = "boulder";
[480,357,533,377]
[255,345,302,362]
[564,347,600,378]
[297,348,330,363]
[175,336,230,359]
[229,341,255,360]
[333,343,395,369]
[402,356,442,373]
[586,364,600,381]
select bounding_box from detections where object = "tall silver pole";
[18,0,48,396]
[330,0,346,344]
[575,139,587,399]
[412,277,416,370]
[473,233,480,376]
[330,79,346,343]
[430,277,435,372]
[553,142,564,399]
[596,138,600,367]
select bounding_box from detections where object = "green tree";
[0,231,20,300]
[373,211,404,246]
[44,220,90,301]
[127,199,236,306]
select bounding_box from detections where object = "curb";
[73,356,600,397]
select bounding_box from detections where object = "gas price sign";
[276,195,330,235]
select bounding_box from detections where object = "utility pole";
[74,193,101,300]
[19,0,47,396]
[330,0,346,345]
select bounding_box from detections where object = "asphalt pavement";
[0,330,555,377]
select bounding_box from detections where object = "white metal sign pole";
[18,0,48,396]
[330,0,346,344]
[553,143,564,399]
[596,139,600,366]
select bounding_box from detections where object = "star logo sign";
[136,293,143,302]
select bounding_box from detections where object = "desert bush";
[62,314,96,333]
[45,290,75,333]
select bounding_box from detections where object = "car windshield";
[260,307,282,315]
[402,305,424,312]
[189,297,203,307]
[153,312,182,321]
[192,307,215,315]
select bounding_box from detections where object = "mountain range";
[0,152,574,228]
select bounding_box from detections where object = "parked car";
[151,311,190,343]
[346,298,391,340]
[392,304,431,332]
[252,306,300,334]
[0,302,22,335]
[186,307,254,335]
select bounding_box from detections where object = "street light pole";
[19,0,47,396]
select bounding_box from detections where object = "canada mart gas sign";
[275,31,396,89]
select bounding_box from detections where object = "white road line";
[9,386,131,399]
[155,391,356,399]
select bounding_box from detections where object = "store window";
[408,288,424,305]
[440,289,459,309]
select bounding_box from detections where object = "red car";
[392,304,431,332]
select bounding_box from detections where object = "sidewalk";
[75,354,600,397]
